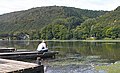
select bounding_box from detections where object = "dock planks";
[0,48,16,52]
[0,58,44,73]
[0,51,59,60]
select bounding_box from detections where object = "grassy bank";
[95,62,120,73]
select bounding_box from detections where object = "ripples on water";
[0,40,120,73]
[46,64,96,73]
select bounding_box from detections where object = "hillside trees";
[39,16,84,40]
[40,24,68,40]
[1,6,120,40]
[106,26,120,39]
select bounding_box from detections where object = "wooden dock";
[0,48,16,52]
[0,58,44,73]
[0,50,58,73]
[0,51,59,60]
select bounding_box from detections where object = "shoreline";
[0,40,120,42]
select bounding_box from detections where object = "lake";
[0,40,120,73]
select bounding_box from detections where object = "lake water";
[0,40,120,73]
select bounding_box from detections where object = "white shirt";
[37,42,48,51]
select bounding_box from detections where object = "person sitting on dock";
[37,40,48,52]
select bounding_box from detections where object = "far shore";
[0,40,120,42]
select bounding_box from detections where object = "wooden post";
[36,57,44,73]
[36,57,41,65]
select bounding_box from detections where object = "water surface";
[0,40,120,73]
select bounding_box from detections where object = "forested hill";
[75,6,120,40]
[0,6,107,35]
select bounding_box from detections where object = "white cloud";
[0,0,120,14]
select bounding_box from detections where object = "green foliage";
[73,6,120,40]
[106,26,120,39]
[41,24,68,40]
[1,6,119,40]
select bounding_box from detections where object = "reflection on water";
[48,41,120,62]
[0,40,120,61]
[0,40,120,73]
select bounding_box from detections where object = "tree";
[40,24,69,40]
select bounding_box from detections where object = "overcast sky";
[0,0,120,15]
